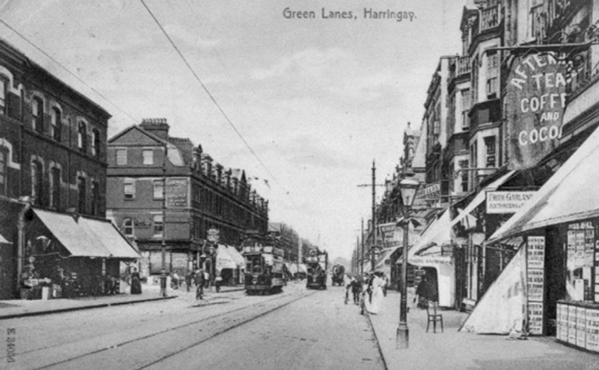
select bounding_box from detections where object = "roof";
[488,124,599,243]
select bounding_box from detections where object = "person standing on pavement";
[194,269,205,300]
[185,271,193,293]
[367,272,385,314]
[130,267,142,295]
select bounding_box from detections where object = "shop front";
[462,124,599,346]
[20,208,140,299]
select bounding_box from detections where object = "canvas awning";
[488,125,599,243]
[226,245,245,267]
[0,232,11,244]
[408,170,517,259]
[288,264,298,274]
[375,247,399,270]
[216,245,237,270]
[34,209,139,259]
[298,263,308,273]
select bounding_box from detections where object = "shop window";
[0,150,6,196]
[123,218,134,236]
[142,149,154,165]
[153,179,164,200]
[153,214,163,236]
[0,77,6,115]
[32,96,44,133]
[50,167,61,209]
[124,179,135,200]
[116,149,127,165]
[91,129,100,158]
[51,108,62,142]
[77,176,86,213]
[31,160,43,206]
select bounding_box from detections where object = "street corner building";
[105,119,269,285]
[0,39,140,300]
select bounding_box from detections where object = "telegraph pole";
[361,218,364,275]
[371,160,376,272]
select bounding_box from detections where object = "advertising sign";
[527,236,545,269]
[505,53,567,169]
[586,308,599,352]
[486,191,535,214]
[166,178,188,208]
[207,228,220,243]
[528,302,544,335]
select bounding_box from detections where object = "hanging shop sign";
[413,183,441,208]
[166,178,188,208]
[486,191,536,214]
[207,228,220,243]
[506,53,567,170]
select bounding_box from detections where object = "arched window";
[31,160,43,205]
[77,121,87,153]
[91,129,100,158]
[77,176,86,213]
[49,167,61,209]
[0,148,7,196]
[32,96,44,133]
[51,108,62,142]
[91,180,99,216]
[0,76,7,115]
[123,218,134,236]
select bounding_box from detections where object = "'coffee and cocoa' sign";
[506,53,567,170]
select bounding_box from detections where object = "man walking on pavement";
[195,269,205,300]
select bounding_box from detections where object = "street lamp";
[397,175,420,349]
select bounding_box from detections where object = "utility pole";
[361,218,364,275]
[371,160,376,272]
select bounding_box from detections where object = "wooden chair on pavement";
[426,300,443,333]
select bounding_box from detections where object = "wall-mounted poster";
[586,308,599,352]
[568,305,577,344]
[577,306,587,349]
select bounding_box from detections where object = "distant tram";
[305,249,328,290]
[242,243,285,295]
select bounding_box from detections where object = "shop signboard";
[557,303,568,342]
[207,228,220,243]
[505,53,567,170]
[528,302,544,335]
[166,178,188,208]
[586,308,599,352]
[527,269,544,302]
[486,191,535,214]
[527,236,545,269]
[413,182,440,208]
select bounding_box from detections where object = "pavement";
[366,290,599,370]
[0,283,245,320]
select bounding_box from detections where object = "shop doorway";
[545,227,565,336]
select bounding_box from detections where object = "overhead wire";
[0,19,141,124]
[138,0,284,191]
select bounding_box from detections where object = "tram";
[242,243,285,295]
[306,249,328,290]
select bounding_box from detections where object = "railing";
[480,6,499,32]
[457,56,471,76]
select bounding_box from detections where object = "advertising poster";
[166,178,188,208]
[557,304,568,342]
[577,307,587,349]
[527,236,545,269]
[586,308,599,352]
[528,302,544,335]
[568,305,577,345]
[527,269,544,302]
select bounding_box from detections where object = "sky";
[0,0,464,261]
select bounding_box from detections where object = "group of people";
[346,271,389,315]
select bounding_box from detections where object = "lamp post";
[397,175,420,349]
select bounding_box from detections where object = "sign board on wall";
[166,178,188,208]
[486,191,536,214]
[527,236,545,335]
[505,53,567,170]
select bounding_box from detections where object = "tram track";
[29,289,316,370]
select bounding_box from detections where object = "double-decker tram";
[242,243,285,295]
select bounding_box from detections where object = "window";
[142,149,154,165]
[32,96,44,133]
[51,108,61,142]
[91,181,99,216]
[78,121,87,153]
[123,218,134,236]
[153,214,164,236]
[153,179,164,199]
[91,129,100,158]
[0,77,6,115]
[459,160,469,193]
[461,89,471,129]
[50,167,61,209]
[77,176,86,213]
[31,160,43,205]
[486,51,499,99]
[0,150,6,196]
[486,78,498,99]
[485,136,496,168]
[124,179,135,200]
[116,149,127,165]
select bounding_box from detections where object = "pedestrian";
[185,270,193,293]
[351,276,362,305]
[215,275,222,293]
[194,269,205,300]
[383,274,389,297]
[367,272,385,315]
[130,267,142,294]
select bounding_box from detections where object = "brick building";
[0,39,138,299]
[106,119,269,279]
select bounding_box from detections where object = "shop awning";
[375,247,399,270]
[298,264,308,273]
[288,264,298,274]
[226,245,245,267]
[408,170,517,258]
[78,218,140,259]
[216,245,237,270]
[34,209,140,259]
[488,125,599,243]
[0,232,11,244]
